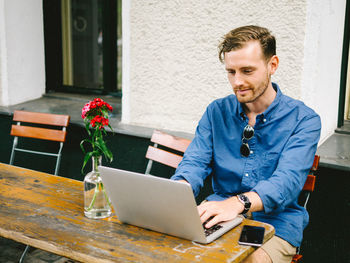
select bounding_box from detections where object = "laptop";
[99,166,243,244]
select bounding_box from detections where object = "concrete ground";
[0,92,193,140]
[0,237,76,263]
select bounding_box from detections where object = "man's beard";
[235,73,270,104]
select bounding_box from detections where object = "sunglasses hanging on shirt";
[240,125,254,157]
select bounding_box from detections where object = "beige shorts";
[261,235,297,263]
[200,200,296,262]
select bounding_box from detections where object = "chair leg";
[55,154,61,176]
[54,142,64,175]
[19,245,30,263]
[145,159,153,175]
[10,137,18,165]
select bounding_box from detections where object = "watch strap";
[237,194,251,214]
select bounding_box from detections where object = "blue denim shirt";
[171,83,321,247]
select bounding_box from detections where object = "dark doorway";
[43,0,120,96]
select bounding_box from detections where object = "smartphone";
[238,225,265,247]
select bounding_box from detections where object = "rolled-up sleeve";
[171,106,214,197]
[252,113,321,214]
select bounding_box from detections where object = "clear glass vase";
[84,156,112,219]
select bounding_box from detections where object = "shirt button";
[245,173,249,177]
[250,150,254,154]
[263,118,267,122]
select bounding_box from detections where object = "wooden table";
[0,163,274,262]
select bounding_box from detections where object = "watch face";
[240,195,248,202]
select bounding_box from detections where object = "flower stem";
[86,182,111,211]
[101,183,112,206]
[86,182,100,211]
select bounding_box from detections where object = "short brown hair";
[218,25,276,63]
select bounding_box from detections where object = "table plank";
[0,163,274,262]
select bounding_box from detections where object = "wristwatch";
[237,194,251,214]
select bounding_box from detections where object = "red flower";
[102,118,109,126]
[81,102,90,119]
[106,103,113,111]
[80,98,114,174]
[90,102,96,109]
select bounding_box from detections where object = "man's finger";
[205,215,221,229]
[197,204,205,216]
[197,201,211,217]
[200,210,214,225]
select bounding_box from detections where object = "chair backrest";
[145,130,191,174]
[10,110,70,175]
[292,155,321,262]
[11,110,70,141]
[300,155,320,209]
[302,155,320,192]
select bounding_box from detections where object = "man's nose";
[233,73,244,87]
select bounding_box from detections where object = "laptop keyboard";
[202,217,223,237]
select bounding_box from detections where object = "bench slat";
[151,130,191,153]
[311,155,320,171]
[145,146,183,169]
[303,174,316,192]
[11,125,67,142]
[13,110,70,127]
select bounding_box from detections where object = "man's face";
[224,41,277,104]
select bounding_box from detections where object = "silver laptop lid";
[99,166,207,242]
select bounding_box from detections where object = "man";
[171,25,321,263]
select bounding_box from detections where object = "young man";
[171,25,321,262]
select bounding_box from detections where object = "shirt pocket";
[257,152,280,179]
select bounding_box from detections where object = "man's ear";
[269,55,279,75]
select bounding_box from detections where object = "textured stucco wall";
[0,0,9,105]
[124,0,347,143]
[0,0,45,106]
[301,0,346,142]
[124,0,309,134]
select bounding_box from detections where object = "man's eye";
[243,69,253,74]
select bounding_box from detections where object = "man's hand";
[197,197,244,228]
[198,192,264,228]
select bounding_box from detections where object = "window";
[43,0,121,96]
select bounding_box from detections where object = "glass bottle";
[84,156,112,219]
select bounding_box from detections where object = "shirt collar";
[237,82,282,122]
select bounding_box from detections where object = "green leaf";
[84,121,92,136]
[80,139,92,154]
[81,151,100,174]
[108,124,114,133]
[93,128,100,139]
[81,152,93,174]
[95,137,113,162]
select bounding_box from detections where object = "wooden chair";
[10,110,70,175]
[9,110,70,263]
[145,130,191,174]
[292,155,320,263]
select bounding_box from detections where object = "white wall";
[301,0,347,143]
[123,0,347,143]
[0,0,45,106]
[0,0,9,105]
